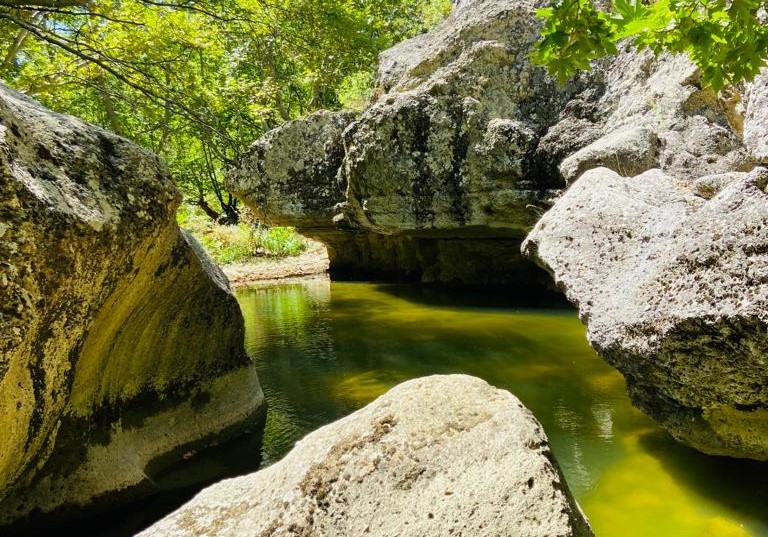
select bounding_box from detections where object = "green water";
[237,279,768,537]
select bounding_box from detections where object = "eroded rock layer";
[0,84,264,524]
[141,375,593,537]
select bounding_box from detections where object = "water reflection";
[236,279,768,537]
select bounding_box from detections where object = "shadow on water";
[1,425,263,537]
[238,280,768,537]
[639,430,768,527]
[370,281,572,310]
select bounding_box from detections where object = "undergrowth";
[178,205,307,265]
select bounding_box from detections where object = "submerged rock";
[141,375,593,537]
[523,166,768,459]
[0,84,264,524]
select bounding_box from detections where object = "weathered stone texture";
[341,0,566,235]
[523,167,768,459]
[0,84,264,524]
[228,110,355,230]
[141,375,593,537]
[543,51,752,184]
[229,0,567,285]
[745,70,768,163]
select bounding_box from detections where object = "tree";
[532,0,768,91]
[0,0,451,223]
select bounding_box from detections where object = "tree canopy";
[0,0,451,222]
[533,0,768,91]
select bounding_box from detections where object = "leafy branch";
[532,0,768,91]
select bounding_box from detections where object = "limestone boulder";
[228,110,355,231]
[229,0,756,286]
[523,166,768,459]
[228,0,568,285]
[745,70,768,163]
[543,51,752,184]
[341,0,566,235]
[0,84,264,524]
[141,375,593,537]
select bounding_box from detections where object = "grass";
[177,205,307,265]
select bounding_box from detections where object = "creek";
[238,278,768,537]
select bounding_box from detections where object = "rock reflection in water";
[236,279,768,537]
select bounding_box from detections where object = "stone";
[341,0,567,236]
[0,84,264,525]
[523,166,768,459]
[229,0,755,286]
[558,125,659,184]
[228,110,356,231]
[228,0,766,457]
[229,0,568,285]
[542,50,752,183]
[745,70,768,163]
[140,375,593,537]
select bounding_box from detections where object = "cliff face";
[229,0,565,286]
[229,0,768,459]
[0,84,264,524]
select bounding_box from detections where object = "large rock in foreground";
[141,375,593,537]
[523,166,768,459]
[0,84,264,524]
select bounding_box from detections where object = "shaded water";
[238,278,768,537]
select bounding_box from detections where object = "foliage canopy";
[0,0,451,222]
[532,0,768,91]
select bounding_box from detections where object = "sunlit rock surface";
[230,0,768,459]
[0,84,264,525]
[229,0,754,287]
[745,69,768,163]
[524,166,768,459]
[543,50,752,184]
[522,58,768,460]
[228,110,355,231]
[229,0,564,286]
[141,375,593,537]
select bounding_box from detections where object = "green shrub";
[258,226,307,257]
[177,205,257,264]
[177,205,307,263]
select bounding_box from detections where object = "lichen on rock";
[0,83,264,525]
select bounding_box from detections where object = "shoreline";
[221,242,329,288]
